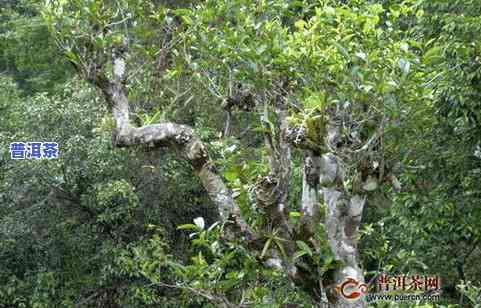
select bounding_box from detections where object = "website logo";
[336,277,368,301]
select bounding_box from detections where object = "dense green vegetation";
[1,0,480,307]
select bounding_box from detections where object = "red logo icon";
[336,277,368,300]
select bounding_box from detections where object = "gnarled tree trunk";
[321,124,367,308]
[74,39,369,307]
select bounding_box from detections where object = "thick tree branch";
[84,49,254,239]
[79,47,324,303]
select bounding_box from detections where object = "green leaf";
[423,46,443,65]
[143,110,162,125]
[64,50,79,65]
[296,240,313,257]
[173,8,191,16]
[177,224,198,230]
[333,42,350,60]
[261,238,272,259]
[294,251,308,260]
[294,19,306,30]
[224,169,238,182]
[274,239,287,258]
[289,211,301,218]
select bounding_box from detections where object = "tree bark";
[78,45,365,307]
[321,124,367,307]
[300,151,321,240]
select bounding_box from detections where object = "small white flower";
[355,52,367,61]
[225,144,237,153]
[193,217,205,230]
[265,258,283,270]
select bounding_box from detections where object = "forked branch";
[81,46,253,239]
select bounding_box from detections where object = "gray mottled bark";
[255,96,301,283]
[321,124,367,308]
[257,101,292,236]
[87,52,253,238]
[301,151,330,307]
[78,45,367,306]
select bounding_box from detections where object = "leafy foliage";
[1,0,481,307]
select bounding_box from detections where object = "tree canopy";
[1,0,480,307]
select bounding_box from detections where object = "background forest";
[1,0,480,307]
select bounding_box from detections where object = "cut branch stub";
[255,175,289,229]
[254,174,293,239]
